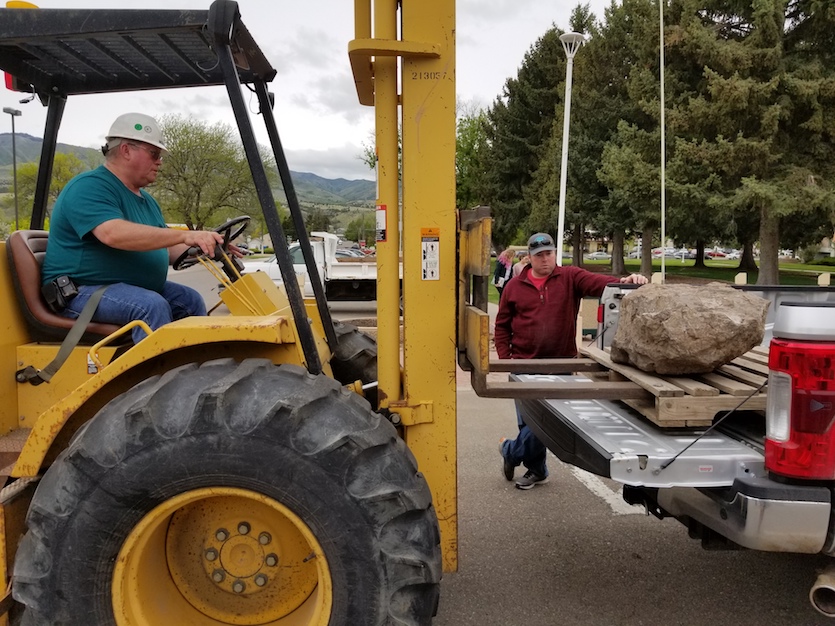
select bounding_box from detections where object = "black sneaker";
[499,438,515,481]
[515,470,548,490]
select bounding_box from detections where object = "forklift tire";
[12,359,441,626]
[330,321,379,407]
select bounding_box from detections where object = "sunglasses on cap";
[529,236,554,251]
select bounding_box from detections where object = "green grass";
[487,258,833,304]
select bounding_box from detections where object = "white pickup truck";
[517,283,835,617]
[244,231,390,300]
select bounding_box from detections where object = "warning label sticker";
[421,228,440,281]
[375,205,387,243]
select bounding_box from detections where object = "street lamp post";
[556,32,584,267]
[3,106,22,231]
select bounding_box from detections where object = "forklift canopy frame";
[0,0,338,372]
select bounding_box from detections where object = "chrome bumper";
[657,477,832,553]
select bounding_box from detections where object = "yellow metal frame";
[351,0,458,572]
[11,269,338,480]
[12,313,303,478]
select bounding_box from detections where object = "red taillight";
[766,338,835,479]
[597,304,603,324]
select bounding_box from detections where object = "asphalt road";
[172,264,831,625]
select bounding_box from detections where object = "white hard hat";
[105,113,168,153]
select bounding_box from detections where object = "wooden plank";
[750,345,770,358]
[716,364,768,388]
[488,358,605,373]
[655,393,767,422]
[730,355,770,376]
[580,346,684,397]
[581,371,612,384]
[471,378,648,400]
[577,345,775,428]
[696,372,758,396]
[624,398,694,428]
[663,377,719,397]
[740,349,769,365]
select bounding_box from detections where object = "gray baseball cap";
[528,232,556,255]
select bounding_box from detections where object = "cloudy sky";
[1,0,610,180]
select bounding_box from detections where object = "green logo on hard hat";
[134,123,143,131]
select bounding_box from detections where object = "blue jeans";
[500,399,548,477]
[63,281,206,343]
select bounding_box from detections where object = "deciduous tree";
[154,115,269,230]
[455,103,489,210]
[345,212,376,243]
[16,152,88,219]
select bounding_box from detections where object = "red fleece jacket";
[494,264,617,359]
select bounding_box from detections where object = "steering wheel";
[172,216,251,280]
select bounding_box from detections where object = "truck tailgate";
[515,374,765,489]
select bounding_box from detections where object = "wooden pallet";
[580,345,768,427]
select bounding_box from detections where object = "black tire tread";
[13,359,440,625]
[330,321,379,407]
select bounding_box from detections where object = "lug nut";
[254,574,268,587]
[205,548,218,562]
[265,554,278,567]
[212,569,225,583]
[232,580,246,594]
[258,532,271,545]
[215,528,229,542]
[238,522,251,535]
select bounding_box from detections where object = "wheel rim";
[113,487,331,625]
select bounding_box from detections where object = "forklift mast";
[349,0,458,570]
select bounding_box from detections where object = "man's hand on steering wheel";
[182,230,225,256]
[172,216,251,280]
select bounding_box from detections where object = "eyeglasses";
[127,143,164,161]
[529,236,554,251]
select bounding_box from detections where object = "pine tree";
[481,28,566,247]
[667,0,835,284]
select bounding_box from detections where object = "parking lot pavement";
[437,388,831,625]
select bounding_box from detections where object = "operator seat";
[6,230,120,342]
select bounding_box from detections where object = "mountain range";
[0,132,376,206]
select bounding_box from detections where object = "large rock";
[609,283,769,375]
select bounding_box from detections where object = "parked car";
[725,250,741,260]
[335,249,365,258]
[585,251,612,261]
[705,250,727,259]
[670,248,696,260]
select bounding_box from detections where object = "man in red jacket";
[496,233,647,489]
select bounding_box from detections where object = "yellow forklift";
[0,1,456,623]
[0,1,609,623]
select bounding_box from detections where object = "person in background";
[496,232,648,489]
[41,112,235,343]
[512,253,530,278]
[493,248,515,297]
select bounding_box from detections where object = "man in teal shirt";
[42,113,225,342]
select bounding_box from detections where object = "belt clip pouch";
[41,276,78,313]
